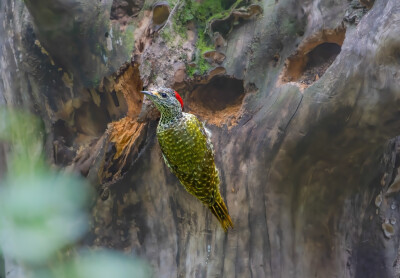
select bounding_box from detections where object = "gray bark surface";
[2,0,400,277]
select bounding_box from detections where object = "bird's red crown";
[174,91,184,110]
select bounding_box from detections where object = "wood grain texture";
[1,0,400,277]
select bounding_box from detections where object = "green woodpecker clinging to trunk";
[141,88,233,232]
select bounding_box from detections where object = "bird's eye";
[161,93,167,98]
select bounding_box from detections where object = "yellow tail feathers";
[209,199,234,232]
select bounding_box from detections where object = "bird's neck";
[159,107,183,127]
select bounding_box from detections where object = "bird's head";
[141,87,184,115]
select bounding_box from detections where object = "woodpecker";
[141,88,233,231]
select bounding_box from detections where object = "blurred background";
[0,109,151,278]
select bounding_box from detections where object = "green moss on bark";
[165,0,244,77]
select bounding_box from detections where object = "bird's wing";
[162,152,179,176]
[186,114,215,160]
[159,114,210,174]
[157,114,217,192]
[190,116,215,155]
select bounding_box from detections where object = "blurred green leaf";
[35,250,152,278]
[0,172,91,265]
[0,107,92,265]
[0,108,45,175]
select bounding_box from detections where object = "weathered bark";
[2,0,400,277]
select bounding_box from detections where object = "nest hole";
[74,101,110,137]
[280,28,346,88]
[152,2,170,26]
[53,119,76,166]
[300,43,341,85]
[306,43,341,68]
[54,119,74,147]
[187,76,245,127]
[284,42,341,86]
[52,62,143,169]
[191,76,244,111]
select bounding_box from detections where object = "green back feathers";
[157,113,218,200]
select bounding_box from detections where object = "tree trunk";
[2,0,400,277]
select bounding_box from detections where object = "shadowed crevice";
[185,76,246,127]
[279,27,346,88]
